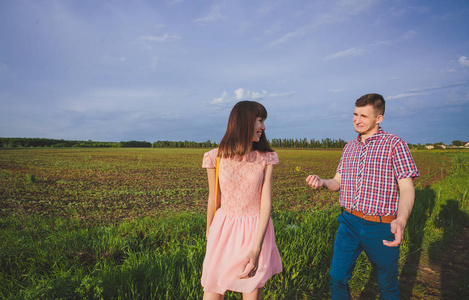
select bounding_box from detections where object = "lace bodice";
[202,149,279,215]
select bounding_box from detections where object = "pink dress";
[201,148,282,294]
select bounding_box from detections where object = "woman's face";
[252,117,266,142]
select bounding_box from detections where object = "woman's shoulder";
[202,148,219,168]
[204,148,218,157]
[261,151,279,165]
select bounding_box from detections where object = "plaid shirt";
[336,128,420,216]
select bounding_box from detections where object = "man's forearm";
[396,178,415,227]
[323,178,340,192]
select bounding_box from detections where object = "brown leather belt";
[345,208,396,224]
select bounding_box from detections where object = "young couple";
[201,94,420,300]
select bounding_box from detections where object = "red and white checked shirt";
[336,128,420,216]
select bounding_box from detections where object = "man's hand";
[383,177,415,247]
[383,219,404,247]
[306,173,341,192]
[306,175,324,189]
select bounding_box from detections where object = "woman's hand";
[237,249,260,279]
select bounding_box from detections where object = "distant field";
[0,148,450,224]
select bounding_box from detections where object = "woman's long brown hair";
[218,100,273,158]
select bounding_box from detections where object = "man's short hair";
[355,93,385,116]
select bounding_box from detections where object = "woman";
[201,101,282,300]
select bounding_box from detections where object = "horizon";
[1,136,467,146]
[1,1,468,145]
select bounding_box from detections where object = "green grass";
[0,149,467,299]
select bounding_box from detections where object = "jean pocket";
[337,212,345,223]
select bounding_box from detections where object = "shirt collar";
[356,127,385,143]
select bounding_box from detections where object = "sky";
[1,0,468,145]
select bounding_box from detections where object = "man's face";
[353,104,382,139]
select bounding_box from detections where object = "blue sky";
[1,0,468,145]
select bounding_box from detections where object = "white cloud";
[234,88,244,100]
[268,30,307,47]
[235,88,267,100]
[269,91,295,97]
[195,4,223,25]
[324,47,366,60]
[211,91,229,104]
[387,82,469,99]
[443,68,456,73]
[102,54,127,64]
[459,56,469,67]
[268,0,378,47]
[140,34,181,42]
[387,93,419,100]
[211,88,293,105]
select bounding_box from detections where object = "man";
[306,93,420,299]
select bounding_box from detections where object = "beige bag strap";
[214,157,220,216]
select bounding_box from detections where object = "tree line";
[152,140,218,148]
[270,138,347,149]
[0,138,218,148]
[1,137,345,149]
[0,138,116,148]
[2,137,466,149]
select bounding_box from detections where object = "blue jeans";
[329,210,400,300]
